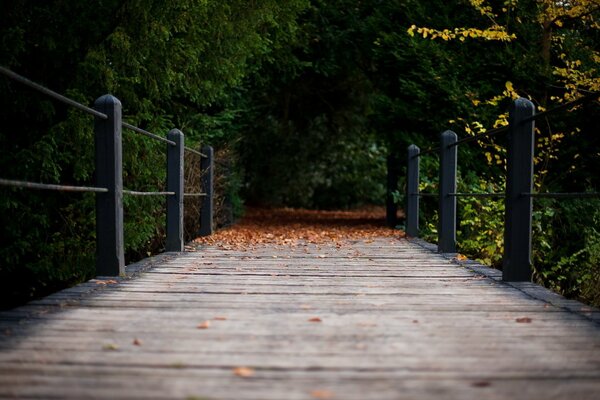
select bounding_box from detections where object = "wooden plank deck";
[1,238,599,399]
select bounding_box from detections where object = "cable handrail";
[184,146,208,158]
[523,192,600,199]
[0,66,183,147]
[123,189,175,196]
[414,94,599,201]
[122,122,176,146]
[0,66,108,119]
[412,92,599,158]
[406,94,600,280]
[522,92,600,123]
[450,192,505,198]
[412,145,438,158]
[0,178,108,193]
[408,192,438,197]
[1,66,217,277]
[448,125,509,148]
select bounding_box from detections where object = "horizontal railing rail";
[406,93,599,281]
[122,121,177,146]
[0,178,109,193]
[0,66,215,276]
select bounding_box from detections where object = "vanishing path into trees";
[1,208,600,399]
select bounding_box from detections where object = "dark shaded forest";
[1,0,599,308]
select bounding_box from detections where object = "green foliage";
[534,200,600,307]
[455,174,505,266]
[0,0,309,308]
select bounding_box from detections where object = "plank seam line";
[9,361,600,378]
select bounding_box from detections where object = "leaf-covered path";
[1,208,599,399]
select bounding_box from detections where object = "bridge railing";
[406,93,600,281]
[0,66,214,277]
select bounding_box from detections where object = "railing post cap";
[512,97,535,111]
[441,130,457,139]
[408,144,420,151]
[168,128,184,138]
[94,94,121,107]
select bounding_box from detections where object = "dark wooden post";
[503,98,535,281]
[199,145,214,236]
[166,129,184,251]
[94,95,125,276]
[438,130,457,253]
[406,145,420,237]
[386,154,400,227]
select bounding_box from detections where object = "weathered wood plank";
[1,238,599,399]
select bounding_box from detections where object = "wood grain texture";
[1,238,599,400]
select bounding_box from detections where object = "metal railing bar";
[184,146,208,158]
[183,193,207,197]
[0,178,108,193]
[522,92,600,123]
[123,189,175,196]
[523,192,600,199]
[409,192,438,197]
[414,146,439,158]
[0,66,108,120]
[448,125,510,148]
[122,122,176,146]
[449,192,505,198]
[414,93,599,158]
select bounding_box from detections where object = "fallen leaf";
[308,317,322,323]
[132,338,142,346]
[233,367,255,377]
[95,279,119,286]
[515,317,532,323]
[310,389,335,399]
[471,381,491,388]
[213,316,227,321]
[197,320,211,329]
[456,254,468,261]
[102,343,119,351]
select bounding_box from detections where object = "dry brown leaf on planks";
[310,389,335,399]
[233,367,255,378]
[132,338,142,346]
[213,316,227,321]
[197,320,211,329]
[95,279,119,285]
[308,317,322,323]
[515,317,532,323]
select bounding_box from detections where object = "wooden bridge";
[1,216,599,399]
[2,67,600,399]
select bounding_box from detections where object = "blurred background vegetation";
[1,0,598,308]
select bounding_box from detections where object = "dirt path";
[193,206,405,249]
